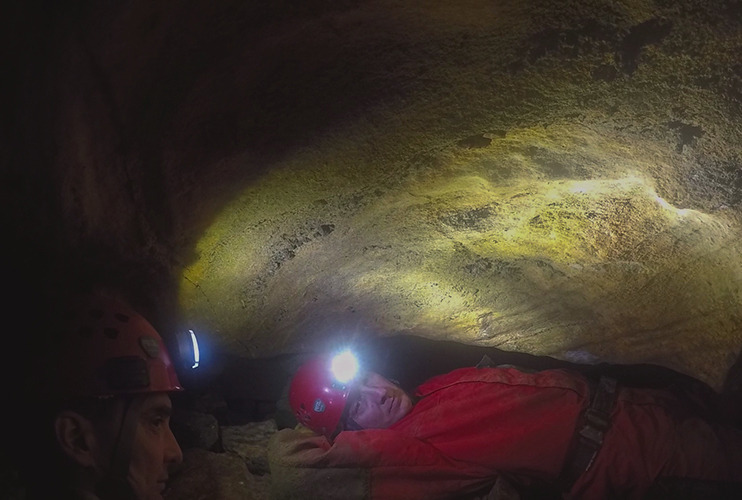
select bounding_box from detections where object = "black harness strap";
[559,376,618,492]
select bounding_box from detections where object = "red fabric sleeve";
[334,430,497,499]
[268,427,497,499]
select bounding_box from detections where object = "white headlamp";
[175,329,201,369]
[330,349,359,383]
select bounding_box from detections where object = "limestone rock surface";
[5,0,742,389]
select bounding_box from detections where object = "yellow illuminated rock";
[7,0,742,389]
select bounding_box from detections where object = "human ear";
[54,411,98,467]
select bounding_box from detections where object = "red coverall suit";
[271,366,742,499]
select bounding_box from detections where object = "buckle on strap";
[579,397,612,444]
[580,375,616,446]
[578,409,608,446]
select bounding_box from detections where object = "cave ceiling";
[5,0,742,389]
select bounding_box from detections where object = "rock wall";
[4,0,742,389]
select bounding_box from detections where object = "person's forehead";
[363,372,392,384]
[137,392,173,412]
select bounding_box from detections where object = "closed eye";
[350,399,361,418]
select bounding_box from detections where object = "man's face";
[347,372,413,429]
[126,393,183,499]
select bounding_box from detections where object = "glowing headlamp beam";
[331,350,359,383]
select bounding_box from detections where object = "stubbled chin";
[144,486,165,500]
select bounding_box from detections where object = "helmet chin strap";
[97,396,145,500]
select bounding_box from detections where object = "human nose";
[360,384,389,404]
[165,425,183,465]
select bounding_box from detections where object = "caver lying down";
[268,349,742,499]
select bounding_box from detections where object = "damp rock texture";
[5,0,742,389]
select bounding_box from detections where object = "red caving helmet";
[54,294,183,400]
[289,355,353,440]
